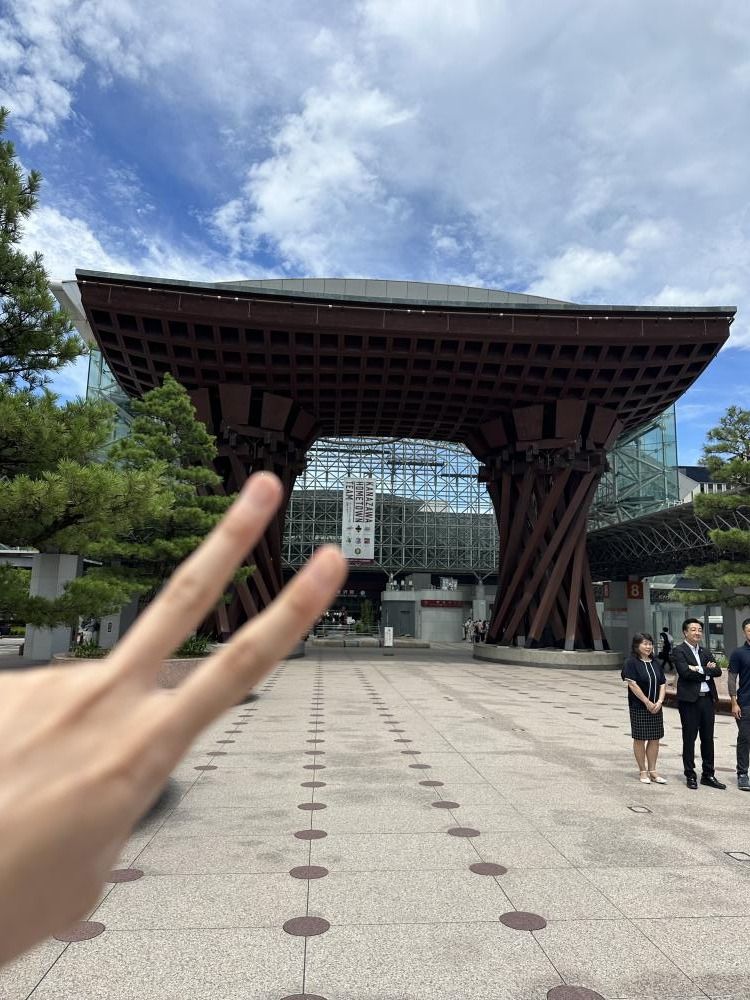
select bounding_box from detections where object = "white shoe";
[639,771,651,783]
[648,772,667,784]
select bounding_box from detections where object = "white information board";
[383,626,394,647]
[341,478,376,561]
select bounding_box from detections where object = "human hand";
[732,702,742,720]
[0,473,347,966]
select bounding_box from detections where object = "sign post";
[383,625,394,656]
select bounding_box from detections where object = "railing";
[311,623,380,638]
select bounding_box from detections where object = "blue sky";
[2,0,749,463]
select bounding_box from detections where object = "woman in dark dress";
[622,632,667,784]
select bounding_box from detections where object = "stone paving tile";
[536,918,700,999]
[585,864,750,918]
[0,938,68,1000]
[136,832,308,875]
[636,916,750,998]
[305,922,558,1000]
[28,929,304,1000]
[499,868,623,919]
[312,831,481,872]
[309,869,512,924]
[93,873,307,929]
[543,823,726,868]
[470,830,573,869]
[313,802,455,834]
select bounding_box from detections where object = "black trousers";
[678,696,715,778]
[737,716,750,775]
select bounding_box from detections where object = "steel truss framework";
[284,438,497,574]
[283,412,683,578]
[75,272,733,648]
[589,409,679,529]
[588,502,750,580]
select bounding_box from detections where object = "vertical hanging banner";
[342,478,376,562]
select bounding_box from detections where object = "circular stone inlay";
[289,865,329,880]
[401,750,421,755]
[301,781,326,788]
[294,829,328,840]
[432,800,459,809]
[409,764,431,769]
[499,911,547,931]
[547,988,605,1000]
[306,739,325,744]
[216,740,235,744]
[206,751,227,756]
[469,862,507,876]
[283,916,330,937]
[194,765,218,771]
[419,780,444,787]
[305,750,325,756]
[303,764,326,770]
[54,921,105,942]
[447,827,480,838]
[298,802,327,811]
[108,868,144,883]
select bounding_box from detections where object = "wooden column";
[190,386,317,639]
[471,402,622,651]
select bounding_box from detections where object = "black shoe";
[700,775,726,789]
[738,773,750,791]
[686,775,698,789]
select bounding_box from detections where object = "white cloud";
[19,204,254,285]
[2,0,749,353]
[212,60,415,274]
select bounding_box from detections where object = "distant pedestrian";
[658,625,673,669]
[728,617,750,791]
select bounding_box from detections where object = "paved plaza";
[3,643,750,1000]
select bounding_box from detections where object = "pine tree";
[0,108,169,628]
[0,107,84,388]
[681,406,750,606]
[90,374,235,596]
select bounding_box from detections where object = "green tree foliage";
[0,107,85,388]
[89,374,234,594]
[0,108,169,627]
[681,406,750,606]
[0,385,116,479]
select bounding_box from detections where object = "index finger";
[111,472,283,676]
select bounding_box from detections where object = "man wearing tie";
[673,618,725,790]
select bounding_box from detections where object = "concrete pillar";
[602,581,629,656]
[472,583,487,623]
[23,553,82,662]
[603,578,652,656]
[626,577,651,638]
[98,597,140,650]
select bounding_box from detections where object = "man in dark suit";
[673,617,725,789]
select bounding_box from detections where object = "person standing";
[622,632,667,783]
[658,625,673,669]
[728,617,750,791]
[673,617,725,790]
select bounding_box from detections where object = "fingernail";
[309,547,346,585]
[244,473,281,509]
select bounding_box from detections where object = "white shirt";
[687,641,710,693]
